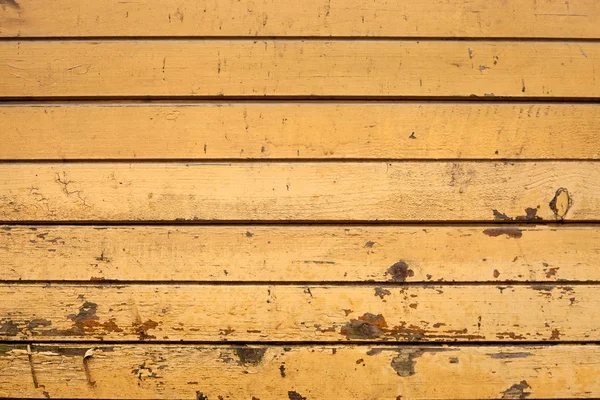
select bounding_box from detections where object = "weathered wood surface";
[2,225,599,282]
[2,103,599,160]
[0,284,593,341]
[1,0,599,39]
[1,344,600,399]
[0,162,596,222]
[1,41,598,98]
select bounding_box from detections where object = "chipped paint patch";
[386,261,414,282]
[483,228,523,239]
[340,313,387,339]
[501,380,531,399]
[235,346,267,366]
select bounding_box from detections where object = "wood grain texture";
[1,41,598,98]
[1,0,599,38]
[0,162,597,222]
[2,103,599,160]
[0,284,593,341]
[2,225,600,282]
[2,344,600,399]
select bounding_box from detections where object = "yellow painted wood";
[1,0,599,38]
[0,284,593,341]
[1,344,600,399]
[2,225,599,282]
[0,162,596,222]
[2,103,599,160]
[1,41,598,98]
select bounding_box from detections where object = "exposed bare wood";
[2,103,599,160]
[1,344,600,399]
[1,0,599,38]
[1,41,598,98]
[0,284,594,341]
[1,225,599,282]
[0,162,597,222]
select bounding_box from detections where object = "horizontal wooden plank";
[0,284,595,341]
[1,0,599,39]
[0,162,597,222]
[2,103,600,160]
[2,225,600,282]
[1,344,600,399]
[1,41,598,98]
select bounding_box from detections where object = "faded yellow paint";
[1,41,598,98]
[1,0,599,38]
[0,162,596,221]
[2,103,599,160]
[1,344,600,399]
[0,0,598,398]
[1,225,599,282]
[0,284,593,341]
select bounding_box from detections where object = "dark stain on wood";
[27,319,52,330]
[544,266,559,278]
[0,320,20,336]
[391,349,423,377]
[515,207,542,221]
[288,391,307,400]
[235,346,267,366]
[483,228,523,239]
[386,261,414,282]
[488,352,533,359]
[340,313,387,339]
[196,392,209,400]
[501,380,531,399]
[492,208,541,222]
[132,319,159,340]
[0,0,20,9]
[496,331,526,340]
[492,210,512,221]
[390,348,454,377]
[374,287,391,299]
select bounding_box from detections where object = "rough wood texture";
[2,103,599,160]
[0,162,596,222]
[1,0,599,38]
[0,284,593,341]
[2,225,599,282]
[1,41,598,98]
[1,344,600,399]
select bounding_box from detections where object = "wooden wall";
[1,1,600,399]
